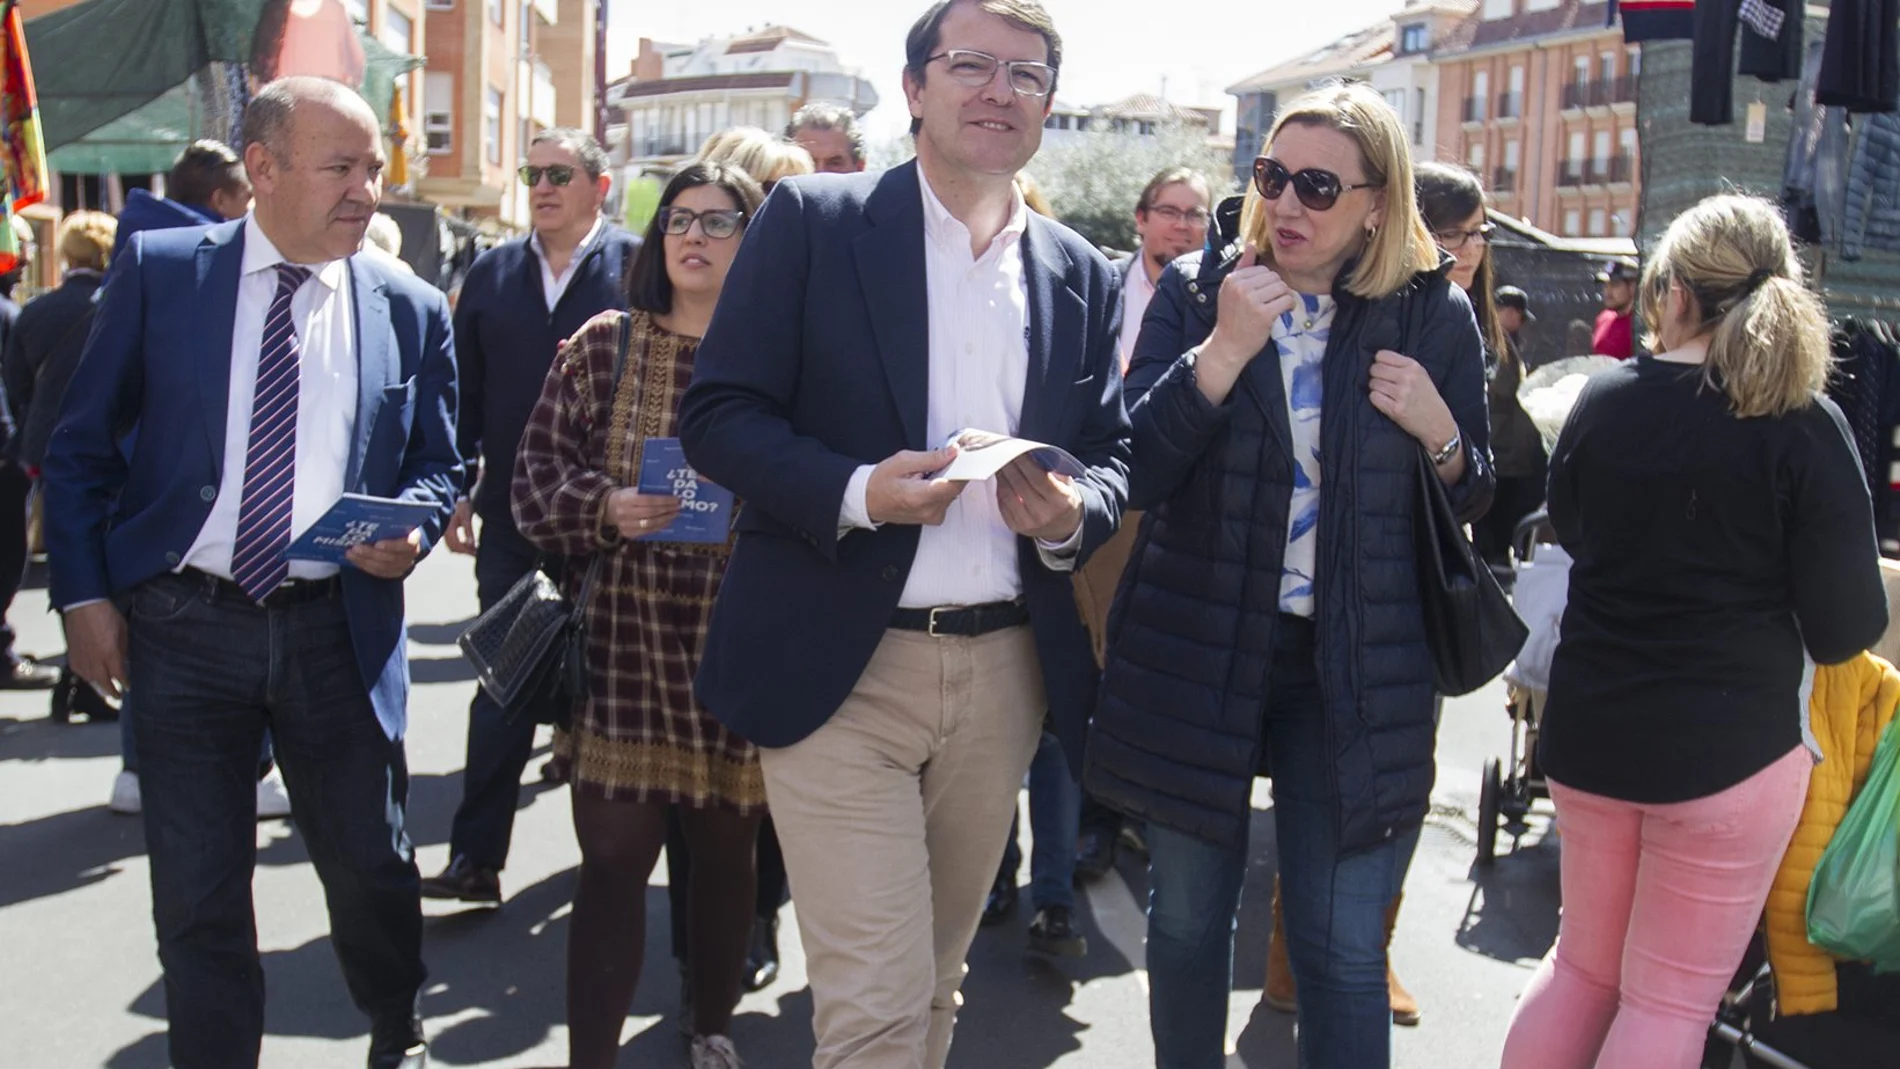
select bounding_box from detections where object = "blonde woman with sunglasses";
[1084,82,1494,1069]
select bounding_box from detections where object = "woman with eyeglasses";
[1416,162,1544,577]
[1084,82,1493,1069]
[512,160,765,1069]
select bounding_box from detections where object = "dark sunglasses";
[656,206,746,240]
[1252,156,1381,212]
[518,164,577,187]
[1434,223,1496,251]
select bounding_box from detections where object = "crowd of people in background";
[12,1,1891,1069]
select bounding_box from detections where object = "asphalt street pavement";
[0,547,1565,1068]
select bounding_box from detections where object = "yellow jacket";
[1767,652,1900,1015]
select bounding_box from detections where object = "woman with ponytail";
[1500,193,1888,1069]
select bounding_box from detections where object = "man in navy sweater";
[422,127,639,904]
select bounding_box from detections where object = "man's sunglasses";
[656,206,747,240]
[1252,157,1381,212]
[519,164,577,187]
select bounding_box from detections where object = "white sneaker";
[108,770,141,815]
[690,1034,743,1069]
[256,769,292,820]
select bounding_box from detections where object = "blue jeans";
[446,521,543,869]
[999,730,1080,911]
[1145,615,1421,1069]
[128,572,425,1069]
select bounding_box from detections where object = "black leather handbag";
[1415,446,1528,696]
[458,556,601,726]
[455,313,631,726]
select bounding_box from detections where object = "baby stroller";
[1474,511,1564,865]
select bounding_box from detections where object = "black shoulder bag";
[457,313,632,725]
[1401,286,1528,696]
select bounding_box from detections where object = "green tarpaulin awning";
[30,0,422,175]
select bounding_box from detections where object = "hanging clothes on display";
[1827,319,1900,551]
[1616,0,1697,41]
[1785,40,1850,247]
[1818,0,1900,112]
[1843,110,1900,259]
[1692,0,1805,123]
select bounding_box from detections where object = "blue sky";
[605,0,1414,139]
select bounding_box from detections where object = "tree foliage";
[1027,125,1236,254]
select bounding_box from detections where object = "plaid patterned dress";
[512,309,764,812]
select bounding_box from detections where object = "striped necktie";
[230,262,313,601]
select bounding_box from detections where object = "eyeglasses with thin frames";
[926,49,1057,98]
[656,206,747,240]
[519,164,577,188]
[1434,223,1496,251]
[1252,156,1381,212]
[1145,204,1212,227]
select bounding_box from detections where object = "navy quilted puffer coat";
[1084,200,1495,855]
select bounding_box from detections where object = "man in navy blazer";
[42,78,456,1069]
[680,3,1129,1065]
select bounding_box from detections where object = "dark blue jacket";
[1085,202,1495,854]
[43,221,463,741]
[680,161,1131,766]
[111,189,219,265]
[453,222,638,524]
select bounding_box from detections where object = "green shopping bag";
[1807,716,1900,971]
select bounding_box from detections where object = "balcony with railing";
[1563,76,1640,112]
[1604,153,1634,184]
[635,134,695,158]
[1496,91,1522,121]
[1462,95,1487,124]
[1555,159,1587,187]
[1491,166,1517,194]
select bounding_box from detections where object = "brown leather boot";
[1263,876,1297,1012]
[1387,893,1420,1026]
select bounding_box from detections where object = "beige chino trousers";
[760,625,1047,1069]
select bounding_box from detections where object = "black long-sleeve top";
[1540,356,1889,802]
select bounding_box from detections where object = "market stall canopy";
[27,0,420,175]
[27,0,265,155]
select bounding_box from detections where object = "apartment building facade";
[606,27,878,174]
[1433,0,1640,237]
[1226,0,1474,181]
[418,0,594,230]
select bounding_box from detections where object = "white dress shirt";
[531,215,605,310]
[840,173,1079,609]
[182,215,359,582]
[1117,255,1158,373]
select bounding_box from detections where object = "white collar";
[531,215,606,266]
[918,169,1028,258]
[239,214,348,292]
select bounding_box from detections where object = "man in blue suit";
[43,77,458,1069]
[680,3,1129,1065]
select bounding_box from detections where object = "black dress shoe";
[1027,906,1088,957]
[981,875,1017,926]
[368,1014,427,1069]
[0,655,60,690]
[1074,827,1117,882]
[743,912,780,992]
[419,855,500,904]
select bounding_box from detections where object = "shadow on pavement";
[1454,832,1561,967]
[408,618,477,646]
[411,655,479,685]
[0,709,121,762]
[0,801,145,907]
[102,1030,168,1069]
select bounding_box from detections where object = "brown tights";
[566,793,762,1069]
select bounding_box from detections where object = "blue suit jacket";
[43,220,462,740]
[679,161,1131,771]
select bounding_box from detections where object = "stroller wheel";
[1477,757,1503,866]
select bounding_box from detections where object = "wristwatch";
[1429,432,1463,467]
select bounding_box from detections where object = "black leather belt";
[184,567,343,609]
[890,599,1029,638]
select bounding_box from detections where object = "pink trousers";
[1500,745,1811,1069]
